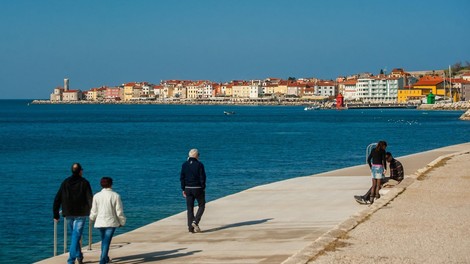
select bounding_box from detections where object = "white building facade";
[355,77,399,103]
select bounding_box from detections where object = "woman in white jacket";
[89,177,126,264]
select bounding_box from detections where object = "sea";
[0,99,469,263]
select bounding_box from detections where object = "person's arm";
[367,151,373,168]
[89,195,97,222]
[396,161,404,181]
[383,151,387,171]
[180,164,186,197]
[200,163,206,190]
[53,183,63,221]
[115,194,126,227]
[86,181,93,210]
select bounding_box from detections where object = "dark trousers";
[363,177,390,200]
[185,187,205,230]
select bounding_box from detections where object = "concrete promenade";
[37,142,470,264]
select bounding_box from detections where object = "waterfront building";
[287,82,304,97]
[232,81,251,98]
[186,81,213,99]
[274,80,289,95]
[85,89,94,101]
[262,84,276,96]
[249,81,263,98]
[62,89,82,101]
[105,87,123,101]
[224,84,233,97]
[141,83,152,97]
[342,79,357,101]
[213,83,222,96]
[315,81,337,97]
[462,73,470,81]
[356,76,399,103]
[462,81,470,101]
[87,87,107,101]
[302,86,315,98]
[153,85,163,99]
[172,85,187,99]
[161,80,188,99]
[398,75,460,103]
[123,82,137,101]
[50,78,83,101]
[202,82,214,98]
[186,82,200,99]
[412,76,450,100]
[50,87,64,101]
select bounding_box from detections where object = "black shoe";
[354,195,369,205]
[189,228,195,233]
[77,258,84,264]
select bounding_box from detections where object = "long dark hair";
[376,141,387,151]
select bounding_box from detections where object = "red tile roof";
[413,76,444,86]
[343,80,357,85]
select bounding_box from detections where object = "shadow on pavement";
[203,218,274,233]
[109,248,202,263]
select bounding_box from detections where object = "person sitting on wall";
[354,152,404,205]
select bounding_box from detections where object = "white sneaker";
[192,222,201,233]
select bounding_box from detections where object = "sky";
[0,0,469,99]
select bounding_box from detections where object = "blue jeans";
[99,227,116,264]
[66,217,86,264]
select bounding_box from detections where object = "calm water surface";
[0,100,469,263]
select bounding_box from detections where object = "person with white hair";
[180,149,207,233]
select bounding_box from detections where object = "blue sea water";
[0,100,469,263]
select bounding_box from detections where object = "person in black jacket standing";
[366,141,387,203]
[180,149,206,233]
[53,163,93,264]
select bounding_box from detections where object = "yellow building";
[398,88,426,103]
[398,75,461,103]
[232,82,251,98]
[123,83,137,101]
[274,81,288,95]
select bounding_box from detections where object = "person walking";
[53,163,93,264]
[89,177,126,264]
[180,149,206,233]
[366,141,387,203]
[355,152,404,204]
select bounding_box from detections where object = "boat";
[224,111,236,115]
[304,106,320,111]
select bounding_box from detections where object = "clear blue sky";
[1,0,469,99]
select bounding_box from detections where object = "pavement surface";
[309,148,470,264]
[36,142,470,264]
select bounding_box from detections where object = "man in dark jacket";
[355,152,404,204]
[53,163,93,264]
[180,149,206,233]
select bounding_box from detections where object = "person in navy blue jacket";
[180,149,206,233]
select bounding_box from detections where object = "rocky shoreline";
[417,101,470,110]
[31,99,315,106]
[31,99,470,113]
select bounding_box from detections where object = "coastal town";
[37,67,470,107]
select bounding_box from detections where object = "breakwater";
[417,101,470,110]
[31,99,315,106]
[31,99,470,111]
